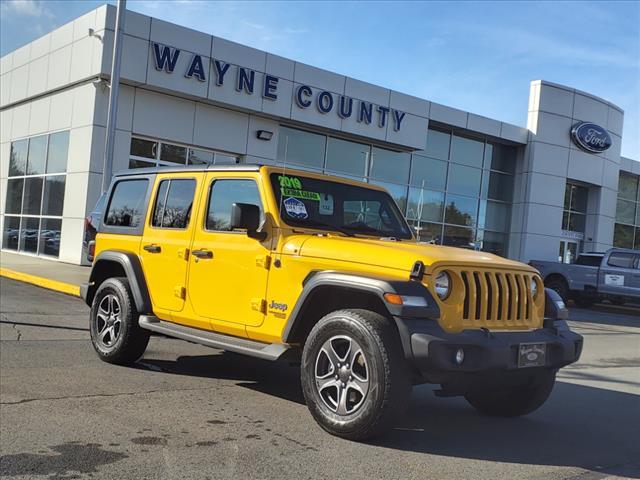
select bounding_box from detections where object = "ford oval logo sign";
[571,122,612,153]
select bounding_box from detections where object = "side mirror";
[230,203,266,240]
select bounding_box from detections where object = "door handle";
[192,249,213,259]
[143,244,161,253]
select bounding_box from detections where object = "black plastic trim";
[83,250,152,313]
[282,270,440,343]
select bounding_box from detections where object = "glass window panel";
[152,179,196,229]
[130,138,157,159]
[159,144,187,164]
[616,199,636,225]
[485,143,517,173]
[564,185,572,210]
[38,218,62,257]
[406,188,444,223]
[277,126,326,169]
[129,159,155,169]
[46,131,69,173]
[213,153,238,165]
[19,217,40,253]
[636,203,640,226]
[23,177,43,215]
[445,193,478,227]
[487,171,514,202]
[42,176,66,216]
[613,223,634,248]
[9,139,28,176]
[635,227,640,250]
[450,135,484,168]
[207,180,263,231]
[568,212,586,232]
[423,129,450,160]
[369,181,407,214]
[370,148,410,184]
[607,252,635,268]
[325,137,370,177]
[188,149,213,165]
[618,173,639,201]
[409,155,447,190]
[443,225,475,249]
[2,216,20,250]
[5,178,24,214]
[408,220,442,244]
[569,184,588,213]
[477,230,507,257]
[562,211,570,230]
[27,136,47,175]
[104,179,149,227]
[447,163,481,197]
[480,200,511,232]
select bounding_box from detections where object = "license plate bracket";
[518,343,546,368]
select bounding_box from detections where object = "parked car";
[81,164,582,440]
[83,193,107,262]
[530,248,640,307]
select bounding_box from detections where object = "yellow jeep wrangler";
[82,164,582,440]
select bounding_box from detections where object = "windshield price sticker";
[319,193,334,215]
[278,175,303,189]
[281,188,321,201]
[283,197,308,219]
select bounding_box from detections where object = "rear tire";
[464,370,556,417]
[301,309,411,440]
[90,277,150,365]
[545,277,569,304]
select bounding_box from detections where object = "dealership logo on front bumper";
[152,42,406,131]
[571,122,612,153]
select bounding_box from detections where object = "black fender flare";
[281,270,440,344]
[81,250,152,314]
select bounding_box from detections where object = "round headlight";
[434,271,451,300]
[531,278,538,298]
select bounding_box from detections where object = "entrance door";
[558,240,578,264]
[187,173,271,330]
[140,174,201,313]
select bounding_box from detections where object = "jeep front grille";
[461,271,533,324]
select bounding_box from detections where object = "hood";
[285,235,534,275]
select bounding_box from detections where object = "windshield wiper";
[291,220,355,237]
[341,224,387,237]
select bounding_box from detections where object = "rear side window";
[206,179,263,231]
[575,255,603,266]
[151,179,196,229]
[104,179,149,228]
[607,252,635,268]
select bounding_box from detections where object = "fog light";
[454,348,465,365]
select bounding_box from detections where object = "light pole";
[101,0,127,194]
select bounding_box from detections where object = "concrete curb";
[0,268,81,297]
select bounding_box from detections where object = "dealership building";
[1,4,639,265]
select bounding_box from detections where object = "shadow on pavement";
[139,352,640,478]
[569,303,640,328]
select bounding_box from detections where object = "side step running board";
[138,315,290,361]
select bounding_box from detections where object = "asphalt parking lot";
[1,278,639,480]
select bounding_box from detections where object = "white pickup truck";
[530,248,640,307]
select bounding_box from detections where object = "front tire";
[545,277,569,304]
[90,277,150,365]
[464,370,556,417]
[301,309,411,441]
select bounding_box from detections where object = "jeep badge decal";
[283,197,308,219]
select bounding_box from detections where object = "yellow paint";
[96,165,544,345]
[0,268,81,297]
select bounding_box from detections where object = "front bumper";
[394,317,583,381]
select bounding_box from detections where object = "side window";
[607,252,634,269]
[104,179,149,227]
[151,179,196,229]
[206,180,263,231]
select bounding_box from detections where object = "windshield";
[270,173,413,239]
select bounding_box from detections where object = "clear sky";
[1,0,639,159]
